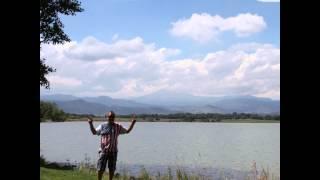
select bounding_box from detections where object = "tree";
[40,0,83,88]
[40,101,68,122]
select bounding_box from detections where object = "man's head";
[106,111,115,123]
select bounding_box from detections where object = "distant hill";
[82,96,149,108]
[41,94,79,101]
[52,99,107,116]
[170,105,227,114]
[211,95,280,114]
[132,91,279,114]
[40,92,280,115]
[130,90,218,106]
[41,95,175,115]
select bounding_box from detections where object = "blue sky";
[61,0,279,57]
[41,0,280,99]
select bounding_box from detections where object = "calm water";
[40,122,279,177]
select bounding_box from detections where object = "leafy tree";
[40,101,68,122]
[40,0,83,88]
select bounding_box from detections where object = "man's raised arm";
[88,117,97,135]
[126,114,136,134]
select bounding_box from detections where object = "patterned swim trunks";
[97,151,118,172]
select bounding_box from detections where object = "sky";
[40,0,280,100]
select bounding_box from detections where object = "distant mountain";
[131,90,218,106]
[53,99,109,116]
[171,105,227,114]
[82,96,149,108]
[41,94,79,101]
[131,91,280,114]
[41,94,175,115]
[40,92,280,115]
[54,100,175,115]
[212,96,280,114]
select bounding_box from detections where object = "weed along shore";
[40,156,279,180]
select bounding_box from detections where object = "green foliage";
[167,167,173,180]
[40,162,280,180]
[176,168,188,180]
[40,0,83,89]
[40,167,97,180]
[40,58,56,89]
[40,101,68,122]
[130,113,280,122]
[40,155,47,166]
[139,167,151,180]
[67,113,95,119]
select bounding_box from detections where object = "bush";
[40,101,68,122]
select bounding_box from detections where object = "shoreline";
[42,118,280,123]
[40,158,280,180]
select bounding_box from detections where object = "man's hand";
[87,117,93,124]
[88,116,97,135]
[126,114,136,134]
[131,114,137,123]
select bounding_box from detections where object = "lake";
[40,121,280,178]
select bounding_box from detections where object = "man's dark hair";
[109,111,115,119]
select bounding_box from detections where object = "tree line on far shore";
[119,112,280,122]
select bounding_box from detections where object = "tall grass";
[40,155,279,180]
[245,161,279,180]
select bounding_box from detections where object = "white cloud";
[255,89,280,100]
[47,75,82,87]
[170,13,266,43]
[41,37,279,100]
[112,33,119,41]
[60,36,156,61]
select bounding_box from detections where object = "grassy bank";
[40,167,97,180]
[40,166,279,180]
[40,167,202,180]
[40,156,279,180]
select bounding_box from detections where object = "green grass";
[40,167,208,180]
[40,166,279,180]
[40,167,98,180]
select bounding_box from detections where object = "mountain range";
[40,91,280,115]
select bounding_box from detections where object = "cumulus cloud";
[61,36,152,61]
[170,13,266,43]
[47,75,82,87]
[41,37,279,100]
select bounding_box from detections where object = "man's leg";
[109,169,115,180]
[97,152,107,180]
[98,170,104,180]
[108,152,117,180]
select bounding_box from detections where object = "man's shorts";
[97,151,117,172]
